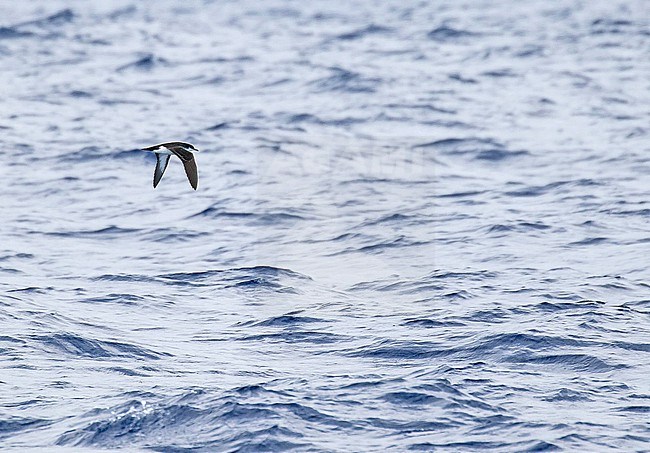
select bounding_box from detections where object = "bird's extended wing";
[153,154,171,188]
[170,147,199,190]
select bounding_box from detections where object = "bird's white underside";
[150,146,172,155]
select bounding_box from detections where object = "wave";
[31,332,171,359]
[427,25,478,41]
[413,137,528,161]
[309,67,381,93]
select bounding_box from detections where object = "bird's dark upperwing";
[153,154,171,188]
[170,147,199,190]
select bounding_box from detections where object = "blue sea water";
[0,0,649,451]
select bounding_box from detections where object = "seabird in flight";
[142,141,199,190]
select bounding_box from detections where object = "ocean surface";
[1,0,649,451]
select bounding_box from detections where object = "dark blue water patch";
[7,287,53,295]
[116,53,169,72]
[0,335,26,345]
[160,266,310,285]
[189,207,255,218]
[482,69,518,78]
[429,269,498,281]
[204,121,228,131]
[475,148,528,161]
[504,179,600,197]
[270,402,355,428]
[309,67,381,93]
[441,290,473,300]
[4,8,73,35]
[402,318,466,328]
[189,206,307,225]
[427,25,477,42]
[0,252,34,262]
[232,384,292,398]
[56,400,205,448]
[81,293,146,305]
[93,273,157,283]
[568,237,609,246]
[515,45,545,58]
[523,441,562,452]
[465,308,510,324]
[543,388,592,402]
[506,353,625,373]
[358,213,417,227]
[32,332,171,359]
[252,314,324,327]
[0,12,71,41]
[621,298,650,309]
[215,401,279,422]
[519,221,551,230]
[62,145,103,161]
[469,332,597,352]
[420,118,474,129]
[351,331,606,365]
[335,24,393,41]
[68,90,93,98]
[591,18,635,34]
[366,417,457,433]
[154,266,310,294]
[354,236,428,254]
[413,137,527,162]
[0,417,52,440]
[602,207,650,217]
[485,224,514,234]
[254,6,302,18]
[409,439,548,451]
[261,77,292,88]
[616,405,650,413]
[238,330,344,345]
[43,226,140,238]
[62,145,148,162]
[348,269,495,294]
[0,27,34,39]
[33,8,74,27]
[106,366,150,377]
[2,399,43,409]
[143,228,209,243]
[107,6,137,20]
[229,278,289,292]
[58,394,352,450]
[485,221,551,235]
[284,112,367,126]
[414,137,499,152]
[97,98,146,106]
[384,102,456,114]
[383,391,446,406]
[112,149,153,161]
[449,72,478,84]
[221,430,308,453]
[437,189,488,198]
[254,212,307,225]
[348,339,449,360]
[612,341,650,353]
[0,267,22,274]
[334,231,379,245]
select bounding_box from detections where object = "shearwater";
[142,142,199,190]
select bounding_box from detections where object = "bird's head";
[183,142,200,153]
